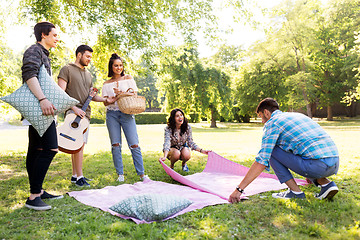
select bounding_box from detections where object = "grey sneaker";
[71,176,92,184]
[40,191,63,200]
[272,190,306,199]
[75,177,90,187]
[315,181,338,200]
[25,197,51,211]
[71,176,77,183]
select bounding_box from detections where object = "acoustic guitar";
[57,88,98,154]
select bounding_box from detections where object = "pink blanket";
[68,179,228,224]
[68,152,308,224]
[159,151,308,199]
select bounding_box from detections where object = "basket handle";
[126,88,134,93]
[115,82,134,94]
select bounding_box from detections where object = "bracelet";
[236,187,244,193]
[39,97,47,102]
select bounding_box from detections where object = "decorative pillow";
[0,65,78,136]
[109,193,193,222]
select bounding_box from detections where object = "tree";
[135,60,159,109]
[0,3,24,119]
[235,0,360,120]
[20,0,217,61]
[308,0,360,120]
[235,57,289,117]
[342,33,360,115]
[158,47,232,127]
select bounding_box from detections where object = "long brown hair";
[167,108,189,136]
[107,53,125,77]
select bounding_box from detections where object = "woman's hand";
[113,88,135,96]
[106,96,118,104]
[113,88,122,96]
[200,149,211,155]
[159,156,167,162]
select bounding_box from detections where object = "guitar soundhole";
[71,122,79,128]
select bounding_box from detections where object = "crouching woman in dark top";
[159,108,210,172]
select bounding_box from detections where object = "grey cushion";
[109,193,193,221]
[0,65,78,136]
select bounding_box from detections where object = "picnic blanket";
[68,152,308,224]
[159,151,308,200]
[68,179,228,224]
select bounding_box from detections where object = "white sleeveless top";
[102,78,138,111]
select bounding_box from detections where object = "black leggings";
[26,121,58,194]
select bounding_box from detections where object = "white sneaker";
[117,175,124,182]
[140,175,150,181]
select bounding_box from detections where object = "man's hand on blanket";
[228,189,242,203]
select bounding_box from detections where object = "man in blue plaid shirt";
[229,98,339,203]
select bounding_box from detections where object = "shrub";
[188,112,200,123]
[90,102,106,124]
[90,117,105,124]
[135,112,168,124]
[232,107,251,123]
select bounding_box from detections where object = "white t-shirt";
[102,78,138,111]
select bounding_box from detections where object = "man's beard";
[80,58,88,67]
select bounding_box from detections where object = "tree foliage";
[136,59,159,109]
[0,4,23,119]
[3,0,360,122]
[235,0,360,120]
[308,0,360,119]
[20,0,216,58]
[158,47,232,127]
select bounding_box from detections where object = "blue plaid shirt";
[256,110,339,170]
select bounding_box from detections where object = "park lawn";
[0,121,360,239]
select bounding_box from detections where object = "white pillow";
[109,193,193,222]
[0,65,78,136]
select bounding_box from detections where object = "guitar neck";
[73,90,98,123]
[81,95,94,112]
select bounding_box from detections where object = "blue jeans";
[106,110,144,176]
[269,146,339,184]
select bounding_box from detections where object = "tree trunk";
[210,108,217,128]
[301,88,312,118]
[311,102,317,117]
[299,55,312,118]
[327,105,333,121]
[147,100,152,109]
[305,103,312,118]
[348,101,357,117]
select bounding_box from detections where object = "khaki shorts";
[83,126,89,144]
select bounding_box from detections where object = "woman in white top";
[102,53,148,182]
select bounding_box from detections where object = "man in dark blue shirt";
[22,22,63,211]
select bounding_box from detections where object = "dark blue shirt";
[21,43,51,82]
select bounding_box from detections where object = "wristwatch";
[236,186,244,193]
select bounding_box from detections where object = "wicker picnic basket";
[117,88,146,115]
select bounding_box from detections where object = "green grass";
[1,122,360,239]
